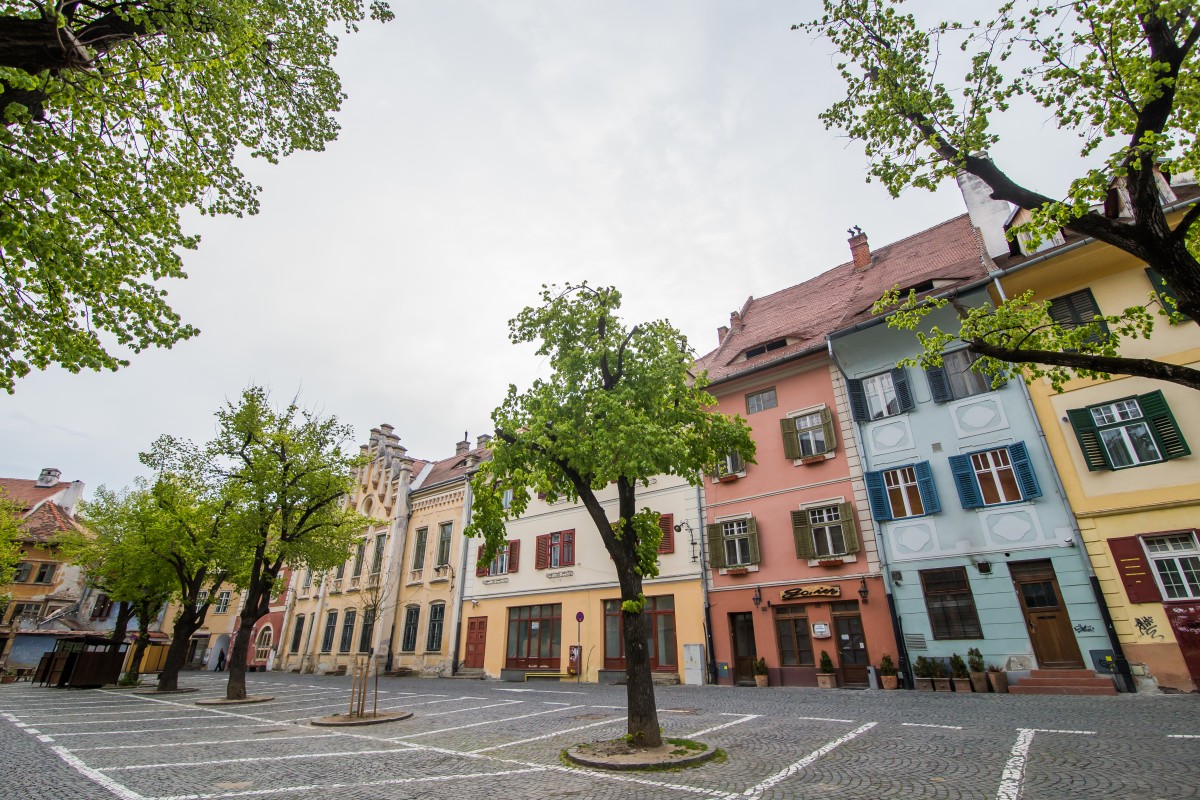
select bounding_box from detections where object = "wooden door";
[832,604,870,685]
[729,612,757,684]
[1010,560,1084,669]
[465,616,487,669]
[1165,604,1200,687]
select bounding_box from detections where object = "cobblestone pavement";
[1,672,1197,800]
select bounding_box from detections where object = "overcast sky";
[2,2,1081,496]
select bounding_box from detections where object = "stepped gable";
[696,215,988,385]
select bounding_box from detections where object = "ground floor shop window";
[603,596,677,671]
[774,605,813,666]
[920,567,983,639]
[505,603,561,669]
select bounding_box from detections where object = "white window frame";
[213,590,231,614]
[883,466,924,519]
[863,372,900,420]
[722,519,751,567]
[254,627,273,662]
[792,410,827,458]
[1145,531,1200,600]
[943,349,991,400]
[1090,399,1163,468]
[808,505,846,558]
[488,544,510,576]
[746,387,778,414]
[970,448,1023,505]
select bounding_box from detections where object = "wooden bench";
[525,671,571,681]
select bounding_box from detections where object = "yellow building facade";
[993,200,1200,692]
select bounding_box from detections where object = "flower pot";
[717,475,739,483]
[726,567,748,576]
[0,675,15,684]
[880,674,898,690]
[816,672,838,689]
[754,674,769,688]
[800,455,825,465]
[915,677,934,691]
[969,672,989,693]
[816,560,843,568]
[933,677,953,692]
[952,677,973,693]
[988,671,1009,694]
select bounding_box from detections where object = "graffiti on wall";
[1073,623,1095,633]
[1134,616,1165,640]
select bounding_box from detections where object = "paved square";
[2,672,1197,799]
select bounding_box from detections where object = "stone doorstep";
[1009,685,1118,695]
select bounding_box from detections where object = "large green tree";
[0,0,392,393]
[466,285,755,748]
[0,489,22,606]
[803,0,1200,391]
[208,387,364,701]
[69,483,175,684]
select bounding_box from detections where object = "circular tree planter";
[565,737,717,771]
[130,687,199,695]
[196,695,274,706]
[311,711,412,727]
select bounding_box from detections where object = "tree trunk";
[109,601,132,645]
[225,612,256,700]
[158,609,200,692]
[123,618,152,686]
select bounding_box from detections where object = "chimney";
[456,432,470,456]
[717,325,729,344]
[848,226,871,270]
[956,167,1012,259]
[476,433,492,450]
[36,467,61,488]
[729,311,744,333]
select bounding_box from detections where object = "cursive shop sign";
[780,584,841,601]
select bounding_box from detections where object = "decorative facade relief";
[948,395,1011,439]
[865,416,915,458]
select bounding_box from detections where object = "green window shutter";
[948,454,984,509]
[926,364,952,403]
[1049,289,1108,343]
[839,502,860,554]
[747,517,761,565]
[819,407,837,454]
[1007,442,1043,499]
[706,523,725,569]
[1145,268,1191,321]
[864,470,892,521]
[1067,407,1112,471]
[791,510,814,560]
[1139,390,1191,460]
[779,417,801,459]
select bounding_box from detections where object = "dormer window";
[745,339,787,359]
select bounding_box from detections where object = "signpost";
[576,611,584,684]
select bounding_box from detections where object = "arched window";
[254,626,273,662]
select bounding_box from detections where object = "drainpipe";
[991,276,1135,692]
[826,336,914,688]
[450,476,475,675]
[695,481,719,686]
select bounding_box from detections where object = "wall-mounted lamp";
[752,586,762,607]
[857,577,869,603]
[471,598,479,607]
[890,570,903,585]
[674,520,701,563]
[975,561,993,575]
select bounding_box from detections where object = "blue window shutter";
[949,454,983,509]
[891,367,914,411]
[865,471,893,521]
[1007,442,1042,499]
[847,378,868,422]
[926,365,952,403]
[914,461,941,514]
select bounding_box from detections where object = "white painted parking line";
[494,688,585,694]
[52,723,265,737]
[51,746,148,800]
[543,701,573,705]
[151,766,550,800]
[70,733,343,751]
[903,723,964,730]
[469,718,621,753]
[35,714,216,726]
[1028,728,1096,735]
[390,704,586,739]
[1168,734,1200,739]
[686,714,760,738]
[99,746,418,772]
[38,734,55,742]
[996,728,1035,800]
[743,722,877,800]
[418,701,524,717]
[795,716,855,723]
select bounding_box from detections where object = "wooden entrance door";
[729,612,757,684]
[465,616,487,669]
[1010,560,1084,669]
[1165,604,1200,687]
[832,601,869,685]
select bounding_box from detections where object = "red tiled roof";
[697,215,988,384]
[0,477,73,511]
[415,448,493,493]
[18,502,83,543]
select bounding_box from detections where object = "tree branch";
[967,339,1200,391]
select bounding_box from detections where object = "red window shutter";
[1109,536,1162,604]
[657,514,675,554]
[508,540,520,573]
[561,530,575,566]
[535,534,550,569]
[475,546,488,577]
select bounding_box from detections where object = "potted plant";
[800,455,825,465]
[967,648,989,693]
[0,668,15,684]
[930,658,952,692]
[816,651,838,688]
[878,654,899,690]
[950,653,972,693]
[753,657,769,688]
[913,656,935,691]
[816,559,843,568]
[987,663,1009,694]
